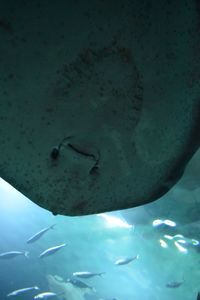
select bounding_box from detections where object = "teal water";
[0,159,199,300]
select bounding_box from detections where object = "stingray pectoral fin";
[0,1,200,216]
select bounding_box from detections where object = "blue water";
[0,178,199,300]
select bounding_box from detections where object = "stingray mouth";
[51,135,100,175]
[67,142,97,161]
[67,142,100,175]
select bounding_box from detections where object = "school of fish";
[1,221,199,299]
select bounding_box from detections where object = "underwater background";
[0,150,200,300]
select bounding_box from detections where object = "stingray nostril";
[89,165,99,176]
[50,146,60,160]
[50,135,73,160]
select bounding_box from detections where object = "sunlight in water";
[174,241,188,253]
[0,178,31,211]
[159,239,168,248]
[97,213,133,229]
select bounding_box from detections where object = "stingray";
[0,1,200,216]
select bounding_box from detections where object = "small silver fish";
[34,292,63,299]
[39,243,66,258]
[27,224,56,243]
[7,286,39,297]
[0,251,29,259]
[72,271,105,279]
[166,280,184,288]
[114,254,139,265]
[66,278,95,290]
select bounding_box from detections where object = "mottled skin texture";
[0,0,200,216]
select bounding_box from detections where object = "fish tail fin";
[136,254,140,259]
[34,286,40,290]
[182,276,185,282]
[57,291,65,297]
[50,224,56,229]
[24,251,30,258]
[99,272,106,277]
